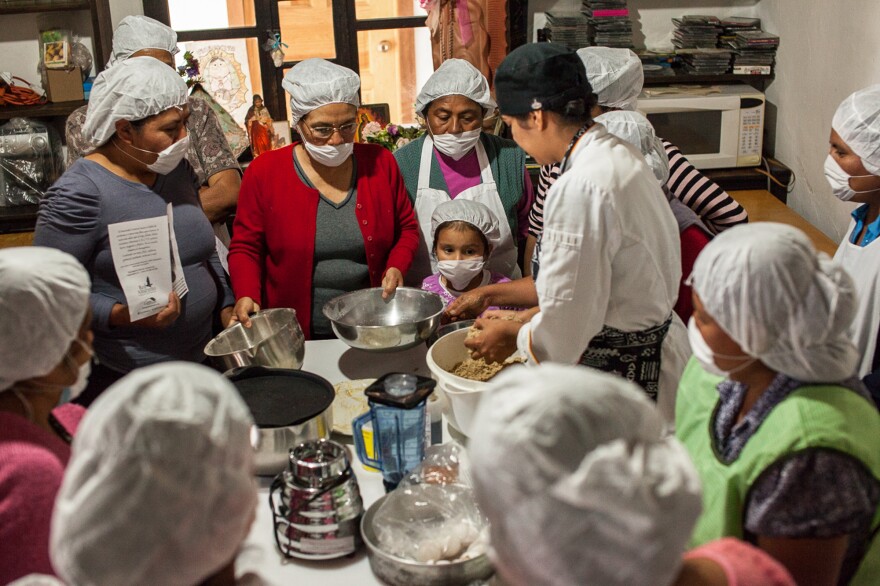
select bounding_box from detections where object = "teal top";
[849,204,880,247]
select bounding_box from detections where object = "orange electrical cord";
[0,76,47,107]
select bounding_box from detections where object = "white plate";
[332,379,375,435]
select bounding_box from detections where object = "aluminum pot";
[361,495,494,586]
[226,366,333,476]
[205,308,305,371]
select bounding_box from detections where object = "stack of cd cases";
[675,48,732,75]
[672,15,722,49]
[582,0,633,48]
[728,30,779,75]
[544,11,590,50]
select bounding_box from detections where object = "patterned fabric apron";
[579,316,673,400]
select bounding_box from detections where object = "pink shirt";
[684,538,796,586]
[422,270,511,309]
[0,403,85,584]
[434,149,534,242]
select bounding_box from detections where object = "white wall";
[0,0,143,89]
[756,0,880,242]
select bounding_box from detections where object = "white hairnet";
[414,58,497,116]
[51,363,257,586]
[832,84,880,175]
[7,576,64,586]
[469,364,702,586]
[430,199,502,254]
[0,247,90,392]
[576,47,643,110]
[596,110,669,183]
[282,58,360,125]
[690,223,859,382]
[82,56,188,148]
[108,15,178,66]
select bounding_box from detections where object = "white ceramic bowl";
[426,328,519,437]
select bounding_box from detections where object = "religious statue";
[244,94,275,158]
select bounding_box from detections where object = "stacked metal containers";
[270,439,364,560]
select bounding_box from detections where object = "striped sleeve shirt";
[663,139,748,234]
[527,140,749,238]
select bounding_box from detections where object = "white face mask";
[64,339,93,400]
[687,317,754,378]
[66,360,91,400]
[117,135,191,175]
[437,258,485,291]
[432,129,481,161]
[824,154,880,202]
[299,129,354,167]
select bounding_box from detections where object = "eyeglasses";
[307,122,358,140]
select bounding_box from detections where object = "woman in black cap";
[448,43,689,421]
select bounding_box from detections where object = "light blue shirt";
[849,204,880,247]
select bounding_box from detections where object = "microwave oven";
[636,84,765,169]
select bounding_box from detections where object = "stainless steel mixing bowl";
[322,287,445,352]
[361,495,494,586]
[204,308,305,371]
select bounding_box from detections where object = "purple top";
[0,403,84,584]
[434,149,534,242]
[422,270,511,309]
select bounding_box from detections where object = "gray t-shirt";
[293,155,369,338]
[34,158,234,372]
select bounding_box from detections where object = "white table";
[244,339,431,585]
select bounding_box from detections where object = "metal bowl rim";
[360,494,490,570]
[322,287,446,326]
[204,307,302,356]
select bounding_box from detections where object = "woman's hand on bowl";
[219,305,236,329]
[464,317,523,364]
[381,268,404,299]
[230,297,260,328]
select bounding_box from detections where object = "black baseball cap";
[494,43,592,116]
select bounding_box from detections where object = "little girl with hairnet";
[469,364,795,586]
[678,223,880,586]
[422,199,512,307]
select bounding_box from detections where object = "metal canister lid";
[288,438,350,488]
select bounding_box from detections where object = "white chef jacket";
[516,123,690,420]
[834,220,880,377]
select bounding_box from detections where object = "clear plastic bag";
[0,118,63,207]
[373,443,489,563]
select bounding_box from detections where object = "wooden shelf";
[0,0,89,15]
[644,70,773,86]
[0,204,39,235]
[0,100,86,121]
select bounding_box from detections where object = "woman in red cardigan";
[229,59,419,339]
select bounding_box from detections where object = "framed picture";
[43,41,69,68]
[272,121,291,149]
[355,103,391,142]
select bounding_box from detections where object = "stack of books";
[545,11,591,50]
[582,0,633,48]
